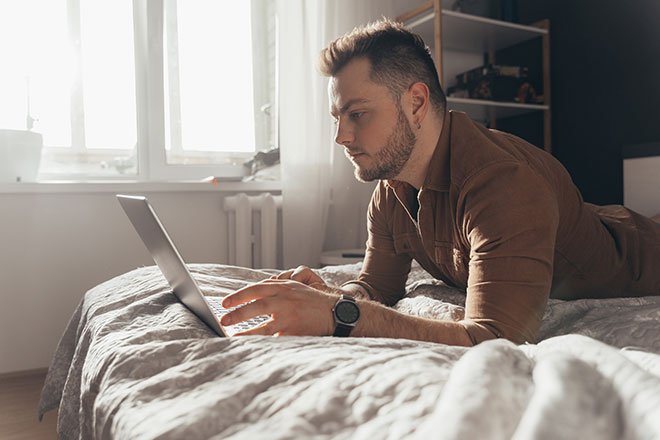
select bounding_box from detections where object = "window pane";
[1,0,137,178]
[80,0,136,150]
[0,0,71,147]
[164,0,257,160]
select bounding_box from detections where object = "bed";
[39,262,660,439]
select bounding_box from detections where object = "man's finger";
[220,296,275,326]
[289,266,311,283]
[273,269,294,280]
[222,281,282,308]
[291,266,325,285]
[291,265,308,277]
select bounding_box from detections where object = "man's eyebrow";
[331,98,370,117]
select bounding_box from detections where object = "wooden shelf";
[447,97,548,122]
[397,3,552,151]
[407,9,547,54]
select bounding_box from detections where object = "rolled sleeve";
[458,161,560,344]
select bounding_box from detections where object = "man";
[221,18,660,346]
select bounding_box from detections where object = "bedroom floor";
[0,370,58,440]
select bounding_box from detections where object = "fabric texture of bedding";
[39,263,660,439]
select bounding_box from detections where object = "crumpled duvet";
[39,263,660,440]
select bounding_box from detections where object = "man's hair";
[319,18,446,112]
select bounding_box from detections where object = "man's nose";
[334,119,354,147]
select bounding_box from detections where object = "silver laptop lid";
[116,194,226,337]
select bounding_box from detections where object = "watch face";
[335,300,360,324]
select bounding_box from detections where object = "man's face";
[329,58,416,182]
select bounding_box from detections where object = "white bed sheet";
[38,263,660,439]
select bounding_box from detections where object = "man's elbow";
[459,319,535,346]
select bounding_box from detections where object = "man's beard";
[352,109,416,182]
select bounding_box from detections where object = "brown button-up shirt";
[356,111,660,345]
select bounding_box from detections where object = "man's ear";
[408,82,430,125]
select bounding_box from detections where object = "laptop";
[116,194,268,337]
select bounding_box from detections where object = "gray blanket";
[39,263,660,439]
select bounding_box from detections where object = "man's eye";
[350,112,364,120]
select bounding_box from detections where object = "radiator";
[223,193,282,269]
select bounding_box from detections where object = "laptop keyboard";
[206,296,270,333]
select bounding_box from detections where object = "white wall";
[0,184,280,374]
[624,156,660,217]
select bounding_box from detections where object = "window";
[0,0,277,180]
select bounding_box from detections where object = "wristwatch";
[332,295,360,337]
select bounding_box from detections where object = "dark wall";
[514,0,660,205]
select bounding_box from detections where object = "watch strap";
[333,323,353,337]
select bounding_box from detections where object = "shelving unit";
[397,1,552,152]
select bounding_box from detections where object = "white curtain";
[277,0,397,269]
[277,0,332,269]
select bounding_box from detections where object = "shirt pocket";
[393,233,416,255]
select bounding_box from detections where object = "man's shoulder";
[447,112,541,188]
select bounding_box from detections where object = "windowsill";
[0,178,282,194]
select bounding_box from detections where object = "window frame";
[135,0,257,181]
[35,0,273,182]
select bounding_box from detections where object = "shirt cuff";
[340,280,375,301]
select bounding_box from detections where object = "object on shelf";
[447,64,537,103]
[517,82,538,104]
[456,64,528,85]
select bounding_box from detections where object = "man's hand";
[220,279,338,337]
[271,265,329,291]
[220,276,477,346]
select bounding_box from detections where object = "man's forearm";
[350,298,475,346]
[332,281,477,346]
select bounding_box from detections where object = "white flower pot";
[0,129,43,182]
